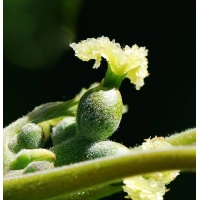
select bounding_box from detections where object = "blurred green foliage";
[4,0,83,69]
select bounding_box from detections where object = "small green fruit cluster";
[6,84,130,172]
[52,85,130,166]
[7,123,55,173]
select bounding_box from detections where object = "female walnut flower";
[70,36,149,90]
[123,137,180,200]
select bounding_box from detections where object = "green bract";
[10,149,55,170]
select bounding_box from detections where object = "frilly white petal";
[123,137,180,200]
[70,36,149,90]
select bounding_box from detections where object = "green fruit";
[52,136,93,166]
[51,117,77,145]
[76,86,123,141]
[52,137,130,167]
[85,141,130,160]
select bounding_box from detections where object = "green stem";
[165,128,196,146]
[103,65,126,88]
[50,184,123,200]
[4,146,196,200]
[3,100,78,173]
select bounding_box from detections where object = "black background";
[4,0,196,199]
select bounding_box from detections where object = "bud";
[8,123,45,153]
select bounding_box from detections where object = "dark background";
[4,0,196,199]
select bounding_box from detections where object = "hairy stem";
[165,128,196,146]
[50,184,123,200]
[4,146,196,200]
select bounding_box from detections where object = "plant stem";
[165,128,196,146]
[103,65,126,88]
[50,184,123,200]
[4,146,196,200]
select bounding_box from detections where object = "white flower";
[123,176,166,200]
[70,36,149,90]
[123,137,180,200]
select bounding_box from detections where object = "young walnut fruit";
[76,86,123,141]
